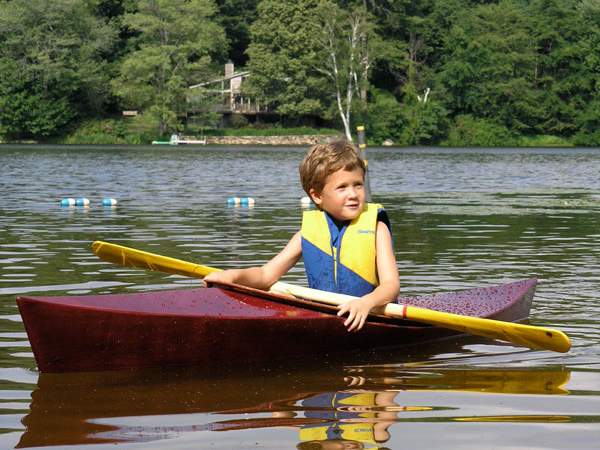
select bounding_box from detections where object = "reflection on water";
[16,365,577,449]
[1,145,600,448]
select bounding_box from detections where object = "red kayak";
[17,279,537,373]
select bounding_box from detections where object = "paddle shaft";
[91,241,571,353]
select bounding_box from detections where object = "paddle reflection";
[17,366,571,448]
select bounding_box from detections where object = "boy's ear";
[309,188,322,206]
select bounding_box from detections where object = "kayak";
[17,279,537,373]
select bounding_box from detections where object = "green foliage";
[443,115,518,147]
[63,116,158,144]
[0,0,116,139]
[229,114,250,128]
[399,100,448,145]
[2,0,599,145]
[245,0,326,117]
[519,134,573,147]
[111,0,227,135]
[366,89,404,144]
[573,99,600,146]
[216,0,259,65]
[437,1,540,132]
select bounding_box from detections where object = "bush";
[366,89,404,144]
[573,130,600,146]
[442,115,518,147]
[63,117,155,144]
[573,100,600,146]
[519,135,572,147]
[229,114,249,128]
[399,100,448,146]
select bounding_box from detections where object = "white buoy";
[227,197,241,206]
[76,198,90,207]
[60,198,76,207]
[240,197,255,206]
[102,198,118,207]
[301,196,312,207]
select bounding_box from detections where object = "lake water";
[0,144,599,449]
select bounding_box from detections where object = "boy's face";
[309,167,366,221]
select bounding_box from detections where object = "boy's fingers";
[347,313,360,331]
[348,315,366,332]
[344,310,356,327]
[357,316,366,331]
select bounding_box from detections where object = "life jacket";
[301,203,388,296]
[298,392,382,445]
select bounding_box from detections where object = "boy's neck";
[325,211,349,230]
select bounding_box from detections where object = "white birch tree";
[314,1,374,141]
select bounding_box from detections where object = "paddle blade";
[404,306,571,353]
[92,241,219,278]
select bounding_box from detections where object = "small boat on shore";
[16,279,537,373]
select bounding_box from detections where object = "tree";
[111,0,227,135]
[313,1,377,141]
[0,0,116,139]
[245,0,327,120]
[526,0,597,136]
[436,1,541,133]
[216,0,259,66]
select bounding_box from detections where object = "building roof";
[189,71,250,89]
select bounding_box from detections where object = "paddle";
[91,240,571,353]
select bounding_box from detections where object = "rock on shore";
[206,135,341,145]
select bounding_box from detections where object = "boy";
[204,141,399,331]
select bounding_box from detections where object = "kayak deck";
[16,279,536,373]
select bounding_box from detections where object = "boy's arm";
[337,221,400,332]
[203,231,302,291]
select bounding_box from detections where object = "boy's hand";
[337,298,375,332]
[203,270,236,287]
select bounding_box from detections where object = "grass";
[518,135,573,147]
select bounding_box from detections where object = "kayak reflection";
[17,365,570,448]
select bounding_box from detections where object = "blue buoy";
[227,197,241,206]
[60,198,76,207]
[228,197,254,207]
[75,198,90,207]
[102,198,118,207]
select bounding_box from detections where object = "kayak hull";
[16,279,536,373]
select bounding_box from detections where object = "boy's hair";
[299,140,366,195]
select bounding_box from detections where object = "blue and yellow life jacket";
[299,392,382,446]
[301,203,389,297]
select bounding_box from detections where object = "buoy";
[228,197,254,207]
[102,198,118,207]
[75,198,90,207]
[60,198,75,207]
[301,196,312,207]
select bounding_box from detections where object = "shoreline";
[0,134,342,146]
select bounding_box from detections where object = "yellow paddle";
[91,240,571,353]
